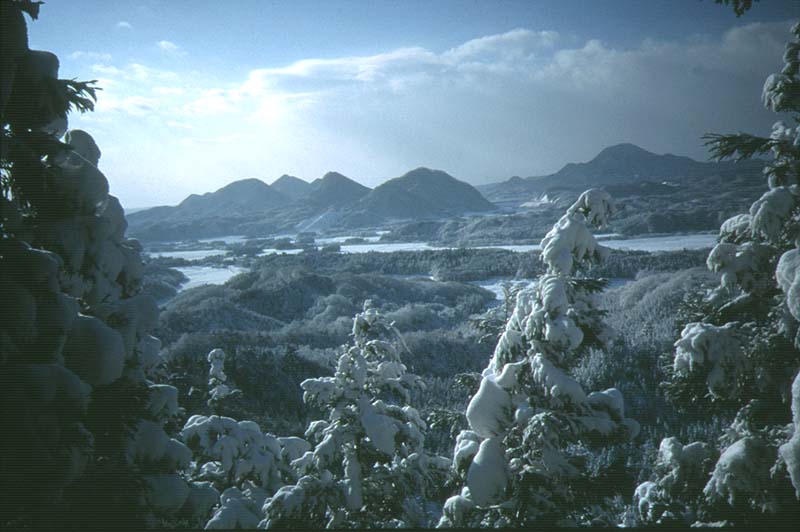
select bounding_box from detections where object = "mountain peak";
[217,177,270,192]
[307,171,370,207]
[321,171,350,181]
[400,167,459,184]
[592,143,657,162]
[274,174,304,183]
[271,174,310,200]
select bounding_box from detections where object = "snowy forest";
[1,0,799,529]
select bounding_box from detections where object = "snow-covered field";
[148,248,228,260]
[168,233,716,292]
[333,232,715,255]
[258,248,305,256]
[176,265,248,291]
[473,277,632,301]
[471,278,536,301]
[198,235,247,244]
[602,233,717,251]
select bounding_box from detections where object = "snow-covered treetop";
[207,348,240,407]
[439,188,639,528]
[262,306,442,529]
[540,188,613,275]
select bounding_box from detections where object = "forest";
[1,0,799,529]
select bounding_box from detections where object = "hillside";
[127,178,289,241]
[128,178,285,225]
[270,174,311,200]
[306,171,371,207]
[478,142,765,207]
[128,168,495,241]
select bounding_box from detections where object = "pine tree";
[0,2,194,527]
[261,302,449,528]
[179,348,306,529]
[438,189,640,527]
[637,20,800,527]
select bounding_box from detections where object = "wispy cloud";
[70,22,793,207]
[116,21,132,29]
[68,51,113,62]
[157,40,187,56]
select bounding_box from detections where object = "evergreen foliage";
[638,20,800,527]
[0,2,192,527]
[438,190,640,528]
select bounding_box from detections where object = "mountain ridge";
[478,142,765,206]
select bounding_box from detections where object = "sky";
[28,0,799,208]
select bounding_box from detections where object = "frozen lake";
[472,278,536,301]
[198,235,247,244]
[258,248,305,256]
[176,265,248,291]
[148,249,228,260]
[601,233,716,251]
[303,232,718,255]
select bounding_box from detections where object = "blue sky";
[29,1,799,207]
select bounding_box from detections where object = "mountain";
[478,143,765,207]
[353,167,495,220]
[176,178,286,215]
[271,174,311,200]
[127,178,288,241]
[306,172,371,208]
[551,143,709,185]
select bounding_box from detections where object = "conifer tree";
[636,21,800,527]
[0,2,194,527]
[261,302,449,528]
[438,189,639,527]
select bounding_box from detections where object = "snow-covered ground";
[148,249,228,260]
[166,233,715,293]
[198,235,247,244]
[341,242,440,253]
[298,233,717,255]
[258,248,305,256]
[176,265,248,291]
[473,277,632,301]
[602,233,716,251]
[315,235,385,245]
[471,278,537,301]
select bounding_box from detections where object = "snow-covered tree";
[260,302,450,528]
[638,21,800,527]
[0,2,196,527]
[438,189,640,528]
[206,348,241,408]
[176,348,306,529]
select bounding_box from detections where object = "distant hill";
[128,178,285,223]
[127,178,287,241]
[176,178,286,215]
[271,174,311,200]
[127,143,763,242]
[351,167,495,221]
[306,172,371,208]
[478,143,765,207]
[127,167,496,241]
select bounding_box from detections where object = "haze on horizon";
[31,0,799,208]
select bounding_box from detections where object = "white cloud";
[91,63,122,76]
[95,95,158,116]
[74,21,795,207]
[68,51,113,62]
[153,86,187,96]
[116,21,132,29]
[157,40,187,56]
